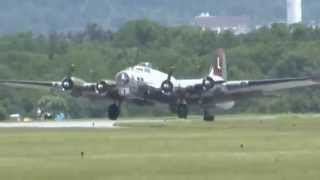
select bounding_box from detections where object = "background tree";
[0,105,7,121]
[37,95,69,115]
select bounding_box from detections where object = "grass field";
[1,114,320,180]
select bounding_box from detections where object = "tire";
[203,110,215,122]
[108,104,120,120]
[177,104,188,119]
[203,115,215,122]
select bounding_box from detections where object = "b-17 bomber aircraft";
[1,48,320,121]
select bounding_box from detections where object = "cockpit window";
[135,67,143,72]
[138,62,153,68]
[144,68,150,73]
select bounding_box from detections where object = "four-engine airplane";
[1,48,320,121]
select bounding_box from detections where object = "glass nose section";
[117,72,130,86]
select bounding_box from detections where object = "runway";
[0,121,116,128]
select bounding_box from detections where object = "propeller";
[61,64,75,90]
[161,67,175,95]
[202,76,215,91]
[95,80,108,95]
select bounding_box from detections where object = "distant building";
[287,0,302,24]
[192,13,251,34]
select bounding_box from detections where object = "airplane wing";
[0,80,61,90]
[0,78,117,98]
[221,76,320,100]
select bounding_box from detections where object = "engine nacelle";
[161,80,174,95]
[202,76,215,90]
[61,77,86,91]
[95,80,109,95]
[61,77,74,90]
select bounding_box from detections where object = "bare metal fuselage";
[116,64,234,110]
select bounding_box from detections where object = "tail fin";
[209,48,227,80]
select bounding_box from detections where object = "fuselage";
[115,62,235,110]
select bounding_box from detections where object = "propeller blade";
[167,66,175,80]
[61,64,76,90]
[161,66,175,95]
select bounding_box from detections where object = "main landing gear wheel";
[108,104,120,120]
[203,110,215,122]
[177,104,188,119]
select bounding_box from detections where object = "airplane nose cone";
[116,72,130,86]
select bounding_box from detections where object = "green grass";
[1,114,320,180]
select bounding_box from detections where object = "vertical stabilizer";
[209,48,227,80]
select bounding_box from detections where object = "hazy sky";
[0,0,317,34]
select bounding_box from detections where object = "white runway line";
[0,121,116,128]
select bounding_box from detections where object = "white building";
[192,13,251,35]
[287,0,302,24]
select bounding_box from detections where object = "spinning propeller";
[95,80,109,95]
[161,67,175,95]
[61,64,75,90]
[202,76,215,91]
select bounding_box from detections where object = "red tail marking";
[213,49,224,77]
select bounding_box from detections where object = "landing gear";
[177,104,188,119]
[108,103,120,120]
[203,110,215,122]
